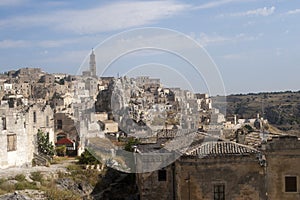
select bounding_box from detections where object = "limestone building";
[0,105,32,169]
[0,102,55,169]
[136,135,300,200]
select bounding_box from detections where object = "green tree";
[55,145,66,157]
[37,129,55,157]
[124,137,139,152]
[78,149,100,165]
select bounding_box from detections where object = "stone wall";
[137,136,300,199]
[176,155,265,200]
[265,136,300,200]
[137,165,175,200]
[0,106,33,169]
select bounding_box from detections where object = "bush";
[124,137,139,152]
[0,178,5,185]
[45,187,81,200]
[37,129,55,157]
[30,171,43,182]
[78,149,100,165]
[15,181,37,190]
[14,174,25,182]
[56,145,66,157]
[0,182,14,193]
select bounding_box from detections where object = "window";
[2,117,6,130]
[7,134,17,151]
[57,120,63,129]
[33,111,36,123]
[158,169,167,181]
[285,176,297,192]
[46,116,49,127]
[214,184,225,200]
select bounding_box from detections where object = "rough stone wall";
[26,104,55,153]
[138,155,266,200]
[176,156,265,200]
[266,136,300,200]
[0,107,32,169]
[54,112,78,141]
[137,165,175,200]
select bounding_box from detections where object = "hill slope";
[216,91,300,133]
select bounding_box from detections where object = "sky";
[0,0,299,95]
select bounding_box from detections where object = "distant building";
[90,49,96,77]
[99,120,118,134]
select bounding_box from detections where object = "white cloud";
[198,33,231,46]
[230,6,275,17]
[197,32,262,47]
[0,35,102,49]
[0,1,188,34]
[286,9,300,15]
[193,0,244,10]
[0,40,29,48]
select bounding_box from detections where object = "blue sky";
[0,0,299,94]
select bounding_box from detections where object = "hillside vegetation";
[217,91,300,134]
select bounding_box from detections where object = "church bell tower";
[89,49,96,77]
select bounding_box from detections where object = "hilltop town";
[0,51,300,200]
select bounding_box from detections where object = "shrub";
[37,130,55,157]
[45,187,81,200]
[30,171,43,182]
[0,182,14,193]
[78,149,100,165]
[55,145,66,157]
[124,137,139,152]
[15,181,37,190]
[14,174,26,182]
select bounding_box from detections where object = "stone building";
[136,135,300,200]
[99,120,118,134]
[25,104,55,145]
[40,74,55,84]
[15,68,44,84]
[0,103,54,169]
[0,105,33,169]
[54,113,78,142]
[265,135,300,200]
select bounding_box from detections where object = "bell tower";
[89,49,96,77]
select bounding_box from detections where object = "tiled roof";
[56,138,74,145]
[186,141,259,157]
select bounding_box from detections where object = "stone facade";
[0,102,55,169]
[137,135,300,200]
[0,105,32,169]
[265,135,300,200]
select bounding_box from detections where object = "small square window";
[285,176,297,192]
[158,169,167,182]
[214,184,225,200]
